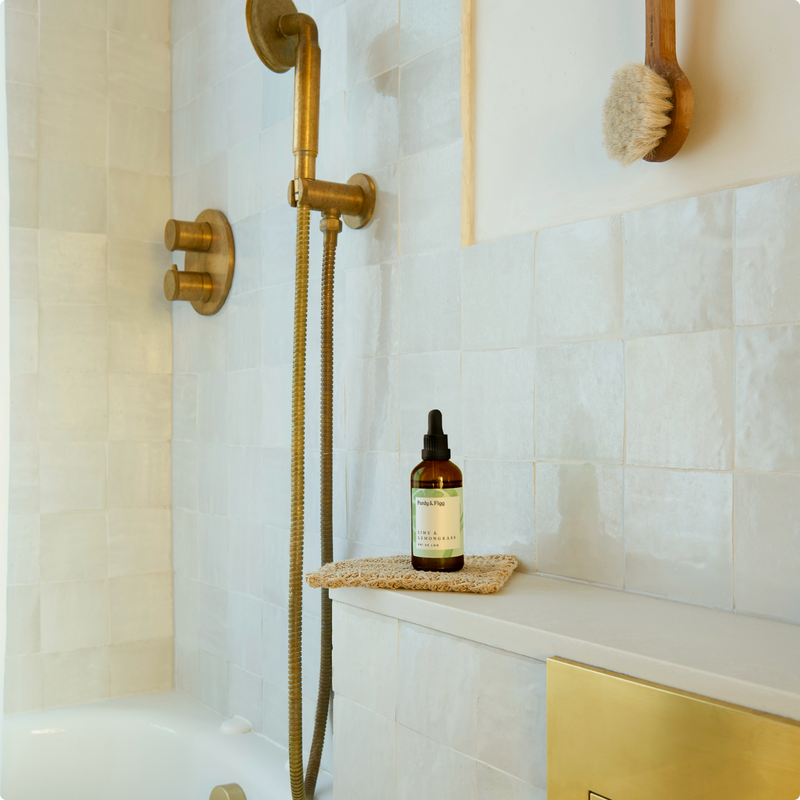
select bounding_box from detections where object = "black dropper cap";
[421,409,451,461]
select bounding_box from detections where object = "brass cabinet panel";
[548,658,800,800]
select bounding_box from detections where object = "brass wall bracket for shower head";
[289,174,376,229]
[163,209,235,316]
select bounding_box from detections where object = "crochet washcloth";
[306,554,518,595]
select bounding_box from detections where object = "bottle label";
[412,487,464,558]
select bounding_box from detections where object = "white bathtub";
[1,691,333,800]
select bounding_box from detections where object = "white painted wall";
[473,0,800,240]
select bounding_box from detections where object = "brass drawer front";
[548,658,800,800]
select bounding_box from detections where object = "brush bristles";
[603,62,673,167]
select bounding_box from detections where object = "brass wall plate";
[246,0,298,73]
[342,173,376,230]
[548,658,800,800]
[165,209,235,316]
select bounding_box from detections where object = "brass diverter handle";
[163,209,235,316]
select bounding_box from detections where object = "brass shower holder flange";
[288,173,376,230]
[163,209,235,316]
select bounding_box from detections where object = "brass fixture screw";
[319,215,342,233]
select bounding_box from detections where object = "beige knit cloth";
[306,554,518,595]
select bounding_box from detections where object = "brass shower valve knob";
[162,209,235,316]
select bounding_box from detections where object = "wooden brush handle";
[643,0,694,162]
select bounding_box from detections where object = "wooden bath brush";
[603,0,694,166]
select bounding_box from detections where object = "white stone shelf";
[331,572,800,722]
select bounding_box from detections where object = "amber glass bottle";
[411,410,464,572]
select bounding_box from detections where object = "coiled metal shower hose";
[288,203,337,800]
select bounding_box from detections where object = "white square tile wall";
[164,0,800,774]
[332,605,548,800]
[5,0,174,713]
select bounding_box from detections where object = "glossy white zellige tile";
[400,38,461,158]
[398,249,461,355]
[230,214,262,296]
[173,509,199,580]
[5,654,44,715]
[197,650,228,715]
[7,82,38,159]
[397,623,479,756]
[462,348,535,461]
[735,325,800,473]
[345,357,399,452]
[9,156,38,229]
[477,763,547,800]
[463,459,535,570]
[478,649,547,789]
[10,227,38,302]
[227,369,262,446]
[624,192,733,337]
[228,593,263,676]
[345,69,400,176]
[109,101,171,176]
[40,0,106,29]
[399,352,462,459]
[108,508,171,578]
[38,88,107,168]
[109,373,172,442]
[38,373,108,442]
[108,170,171,243]
[734,473,800,624]
[227,291,262,371]
[535,340,624,463]
[399,0,461,63]
[42,647,110,709]
[228,519,264,599]
[108,304,172,374]
[462,230,536,351]
[39,161,107,235]
[11,374,37,443]
[39,18,107,96]
[399,141,462,257]
[396,724,477,800]
[110,639,174,696]
[40,511,107,582]
[7,514,39,586]
[227,61,262,149]
[228,665,263,733]
[10,300,37,375]
[333,695,396,800]
[332,603,398,719]
[109,238,171,309]
[108,32,170,111]
[227,137,261,224]
[39,229,107,305]
[108,0,170,42]
[107,442,171,509]
[39,442,106,513]
[735,176,800,326]
[172,29,197,109]
[626,330,734,470]
[10,443,39,516]
[536,463,624,588]
[7,585,40,655]
[260,118,293,211]
[346,0,399,87]
[535,215,623,345]
[40,579,109,653]
[344,162,399,269]
[198,581,229,661]
[346,450,402,550]
[345,262,399,359]
[109,572,174,644]
[6,10,38,86]
[624,468,733,608]
[196,443,229,517]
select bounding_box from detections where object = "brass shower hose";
[288,202,338,800]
